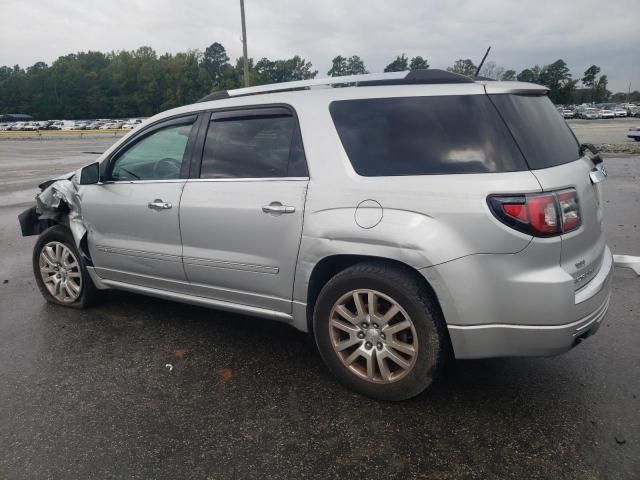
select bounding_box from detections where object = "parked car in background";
[598,109,615,119]
[560,109,575,119]
[20,71,613,401]
[613,107,628,118]
[22,122,40,131]
[578,108,599,119]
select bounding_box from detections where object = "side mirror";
[79,162,100,185]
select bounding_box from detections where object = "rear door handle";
[262,202,295,214]
[148,199,172,210]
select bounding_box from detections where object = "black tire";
[313,262,448,401]
[32,225,101,308]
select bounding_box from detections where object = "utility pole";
[240,0,249,87]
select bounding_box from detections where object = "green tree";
[202,42,230,85]
[582,65,601,102]
[516,65,542,83]
[539,59,574,103]
[501,69,516,81]
[594,75,609,103]
[255,55,317,85]
[409,56,429,70]
[327,55,348,77]
[384,54,409,72]
[328,55,368,76]
[447,59,476,77]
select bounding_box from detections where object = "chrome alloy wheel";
[329,289,418,383]
[38,241,82,303]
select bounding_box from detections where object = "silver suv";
[19,70,613,401]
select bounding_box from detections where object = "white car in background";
[598,109,615,119]
[578,108,599,120]
[613,107,627,118]
[628,126,640,141]
[560,109,575,119]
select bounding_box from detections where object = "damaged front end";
[18,171,87,250]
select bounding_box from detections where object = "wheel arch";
[304,254,445,334]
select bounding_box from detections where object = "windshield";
[489,94,580,170]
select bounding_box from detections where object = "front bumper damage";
[18,173,88,250]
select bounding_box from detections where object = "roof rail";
[198,69,474,103]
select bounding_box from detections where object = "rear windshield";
[489,94,580,169]
[329,95,528,176]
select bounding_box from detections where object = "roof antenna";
[474,46,491,78]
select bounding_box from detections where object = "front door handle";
[148,199,172,210]
[262,202,295,215]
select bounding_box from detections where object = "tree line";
[0,42,636,120]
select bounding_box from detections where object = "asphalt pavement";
[0,131,638,479]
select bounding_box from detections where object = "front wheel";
[313,262,448,401]
[33,225,101,308]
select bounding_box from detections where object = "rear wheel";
[313,262,447,401]
[33,225,101,308]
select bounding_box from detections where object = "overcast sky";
[2,0,638,92]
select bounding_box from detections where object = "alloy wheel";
[39,241,82,303]
[329,289,418,383]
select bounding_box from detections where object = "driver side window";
[110,122,194,181]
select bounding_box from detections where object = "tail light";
[488,189,581,237]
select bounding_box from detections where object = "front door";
[179,106,309,313]
[82,115,199,290]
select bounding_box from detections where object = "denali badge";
[574,267,595,285]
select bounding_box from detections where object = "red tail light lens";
[557,191,581,232]
[527,195,559,234]
[488,189,581,237]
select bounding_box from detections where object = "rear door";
[179,106,309,313]
[490,94,606,289]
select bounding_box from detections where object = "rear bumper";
[422,245,614,359]
[447,290,610,358]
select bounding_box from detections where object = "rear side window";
[329,95,527,176]
[200,113,307,178]
[489,94,580,169]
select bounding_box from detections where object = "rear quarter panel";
[290,90,543,306]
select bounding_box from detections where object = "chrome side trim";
[186,177,309,183]
[183,257,279,274]
[100,179,185,185]
[96,245,181,263]
[99,278,293,322]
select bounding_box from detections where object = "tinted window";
[329,96,527,176]
[490,94,580,169]
[201,114,307,178]
[110,122,194,180]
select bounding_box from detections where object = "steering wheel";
[154,157,181,179]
